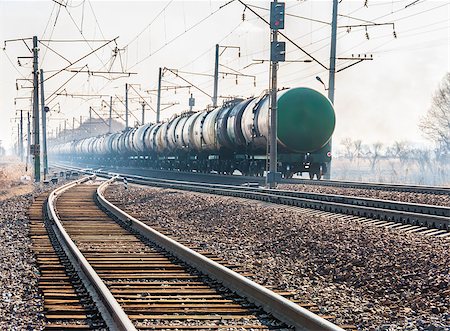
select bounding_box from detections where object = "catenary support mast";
[32,36,40,182]
[40,69,48,178]
[324,0,338,180]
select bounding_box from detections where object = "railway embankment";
[107,184,450,331]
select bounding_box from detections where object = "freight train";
[50,87,335,179]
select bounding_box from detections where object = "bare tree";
[419,73,450,152]
[368,142,383,171]
[353,139,362,159]
[341,137,354,161]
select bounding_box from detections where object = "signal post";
[267,1,285,188]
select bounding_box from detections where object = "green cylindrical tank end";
[277,87,336,153]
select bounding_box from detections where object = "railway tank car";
[50,87,335,179]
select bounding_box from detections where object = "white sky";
[0,0,449,151]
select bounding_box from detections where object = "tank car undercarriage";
[66,150,328,180]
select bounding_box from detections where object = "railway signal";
[270,2,285,30]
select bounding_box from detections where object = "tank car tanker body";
[50,87,335,179]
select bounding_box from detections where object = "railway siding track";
[100,173,449,232]
[54,162,450,195]
[36,176,345,330]
[54,165,450,232]
[282,178,450,195]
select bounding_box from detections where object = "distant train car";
[50,87,335,179]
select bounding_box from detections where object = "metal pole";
[125,83,129,130]
[156,68,162,123]
[141,102,145,125]
[32,36,40,182]
[72,117,75,140]
[20,110,24,162]
[212,44,219,107]
[17,123,20,157]
[89,106,92,135]
[27,112,31,172]
[64,119,67,142]
[267,5,279,189]
[40,69,48,178]
[324,0,338,180]
[109,96,112,133]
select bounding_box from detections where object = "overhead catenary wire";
[128,0,236,70]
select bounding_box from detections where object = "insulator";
[393,30,397,38]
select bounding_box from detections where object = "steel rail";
[46,177,137,331]
[97,178,344,331]
[54,165,450,230]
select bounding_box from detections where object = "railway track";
[31,176,345,330]
[54,161,450,195]
[29,192,108,330]
[54,165,449,234]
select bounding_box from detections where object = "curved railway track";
[31,176,345,330]
[54,165,450,235]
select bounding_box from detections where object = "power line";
[124,0,174,49]
[238,0,328,70]
[128,0,236,70]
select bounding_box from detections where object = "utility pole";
[72,117,75,140]
[19,110,24,162]
[89,106,92,134]
[267,1,285,188]
[17,124,20,157]
[40,69,48,178]
[64,119,67,142]
[141,102,145,125]
[125,83,129,130]
[324,0,338,180]
[156,68,162,123]
[32,36,40,182]
[212,44,219,107]
[109,96,112,133]
[26,112,31,172]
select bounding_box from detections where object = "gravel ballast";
[0,192,44,330]
[0,162,69,330]
[277,184,450,207]
[106,185,450,331]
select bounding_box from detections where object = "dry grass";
[0,160,34,201]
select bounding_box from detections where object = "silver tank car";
[50,87,336,159]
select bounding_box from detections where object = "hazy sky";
[0,0,449,151]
